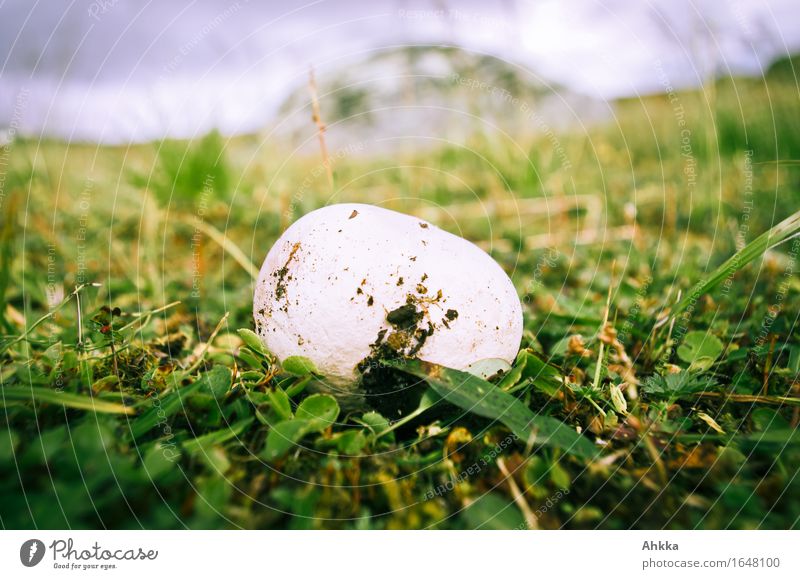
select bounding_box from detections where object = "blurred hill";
[274,47,609,154]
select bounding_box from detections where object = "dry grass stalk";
[308,66,333,192]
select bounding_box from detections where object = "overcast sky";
[1,0,798,143]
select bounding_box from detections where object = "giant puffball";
[253,203,523,388]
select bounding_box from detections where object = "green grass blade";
[189,218,259,280]
[0,283,95,355]
[0,386,134,415]
[129,378,203,438]
[392,359,597,460]
[673,209,800,318]
[182,417,254,454]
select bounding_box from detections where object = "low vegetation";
[1,59,799,529]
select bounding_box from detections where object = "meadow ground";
[1,62,799,529]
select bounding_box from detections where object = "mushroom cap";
[253,203,523,386]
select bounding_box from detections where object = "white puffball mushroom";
[253,203,523,387]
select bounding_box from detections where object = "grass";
[1,59,800,529]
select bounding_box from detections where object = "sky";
[1,0,798,143]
